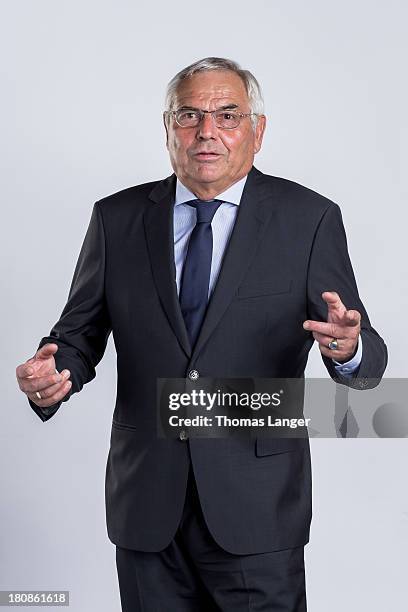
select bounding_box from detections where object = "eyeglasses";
[164,108,257,129]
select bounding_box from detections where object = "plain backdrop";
[1,1,407,610]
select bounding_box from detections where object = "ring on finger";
[35,391,42,400]
[328,338,339,350]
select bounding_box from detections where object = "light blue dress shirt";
[173,175,362,377]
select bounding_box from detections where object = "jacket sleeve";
[306,202,387,389]
[29,201,112,421]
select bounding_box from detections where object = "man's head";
[164,57,266,200]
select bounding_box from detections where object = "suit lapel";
[192,166,277,359]
[144,174,191,357]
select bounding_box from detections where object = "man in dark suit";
[16,57,387,611]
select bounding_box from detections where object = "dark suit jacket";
[29,166,387,554]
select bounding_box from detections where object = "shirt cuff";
[332,334,363,377]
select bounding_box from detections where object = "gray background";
[1,1,407,610]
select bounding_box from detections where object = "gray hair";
[165,57,264,129]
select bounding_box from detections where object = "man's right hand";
[16,343,72,408]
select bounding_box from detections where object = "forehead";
[174,70,249,108]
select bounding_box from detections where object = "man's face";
[164,70,266,199]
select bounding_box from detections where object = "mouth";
[193,152,222,162]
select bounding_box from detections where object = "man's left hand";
[303,291,361,362]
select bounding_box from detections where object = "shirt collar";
[174,174,248,207]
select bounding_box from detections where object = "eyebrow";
[177,104,240,111]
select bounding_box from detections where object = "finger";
[319,345,344,359]
[312,331,357,356]
[16,362,37,379]
[311,331,342,346]
[28,380,72,408]
[344,309,361,327]
[35,343,59,360]
[322,292,347,325]
[20,370,70,394]
[319,343,357,360]
[29,375,71,401]
[303,320,348,338]
[321,291,347,315]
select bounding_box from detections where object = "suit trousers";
[115,449,307,612]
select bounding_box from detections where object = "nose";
[196,112,218,140]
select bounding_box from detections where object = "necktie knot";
[185,199,222,224]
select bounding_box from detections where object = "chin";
[191,166,224,184]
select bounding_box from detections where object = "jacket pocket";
[255,436,302,456]
[236,280,292,299]
[112,419,138,432]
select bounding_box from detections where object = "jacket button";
[179,429,188,441]
[188,369,199,380]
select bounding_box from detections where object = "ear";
[163,112,169,148]
[254,115,266,154]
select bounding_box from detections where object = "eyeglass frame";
[163,107,259,130]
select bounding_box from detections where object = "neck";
[179,174,248,201]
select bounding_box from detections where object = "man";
[16,58,387,611]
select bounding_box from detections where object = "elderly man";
[16,58,387,611]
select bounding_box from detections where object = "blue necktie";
[179,199,222,347]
